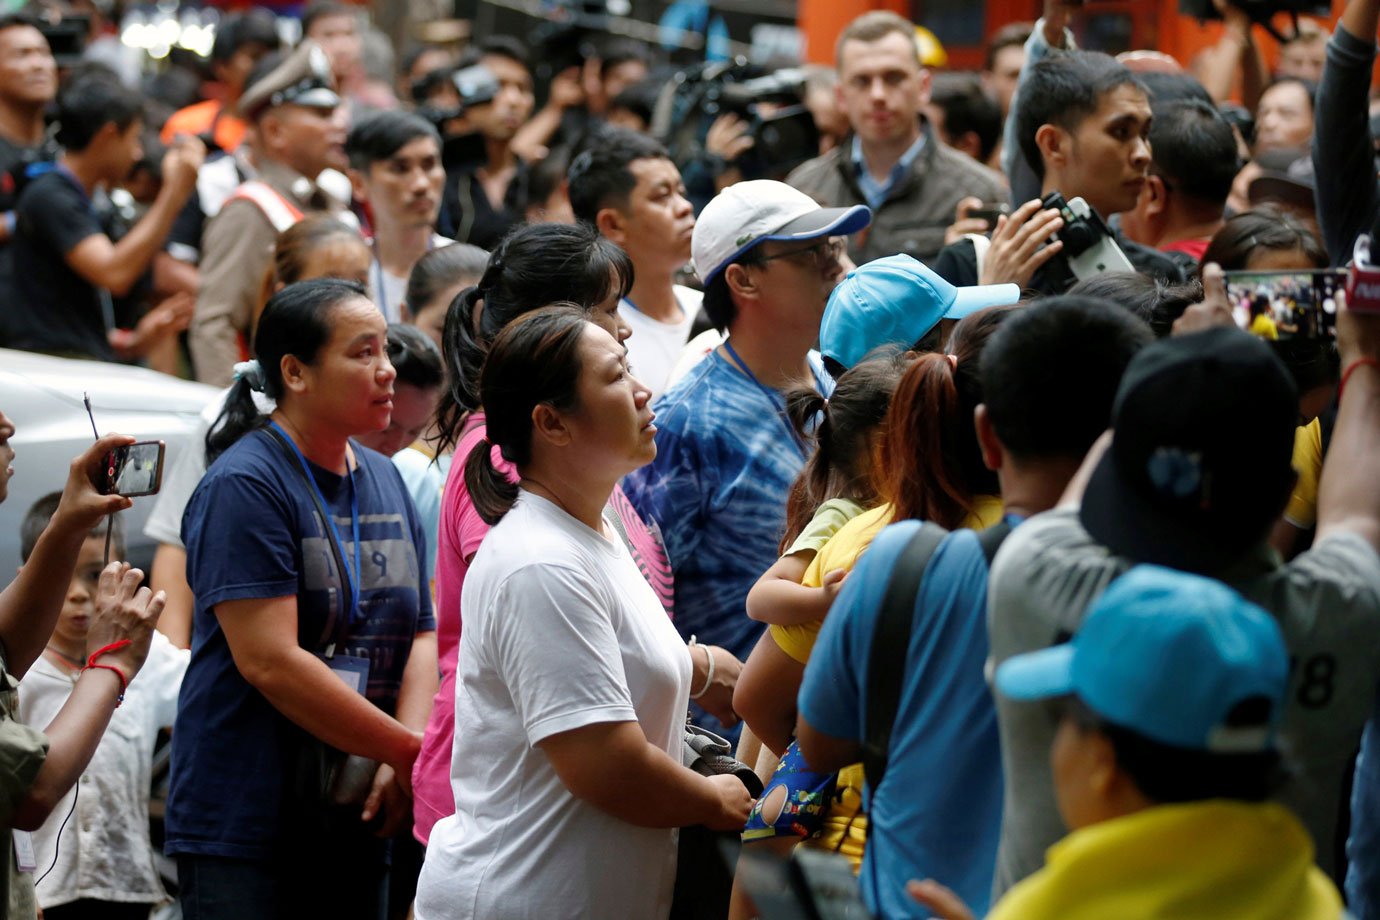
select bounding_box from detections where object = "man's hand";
[1042,0,1078,47]
[978,199,1064,287]
[54,434,137,533]
[86,562,165,683]
[907,879,976,920]
[109,292,195,358]
[548,65,586,110]
[705,114,755,163]
[1336,287,1380,367]
[1212,0,1253,40]
[160,135,206,203]
[1172,263,1237,336]
[361,763,412,838]
[944,197,996,248]
[693,645,743,728]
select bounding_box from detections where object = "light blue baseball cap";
[819,254,1020,370]
[996,565,1289,753]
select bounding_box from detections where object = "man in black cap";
[985,315,1380,897]
[188,41,351,385]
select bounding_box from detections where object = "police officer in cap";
[189,40,352,386]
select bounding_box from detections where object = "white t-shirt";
[414,492,690,920]
[18,634,188,908]
[368,233,453,323]
[144,385,276,548]
[620,284,703,398]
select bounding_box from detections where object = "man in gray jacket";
[787,11,1005,267]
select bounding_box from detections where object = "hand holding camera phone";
[83,394,165,498]
[1222,270,1345,341]
[100,441,166,497]
[1040,192,1134,280]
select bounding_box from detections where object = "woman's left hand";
[693,645,743,728]
[362,763,412,839]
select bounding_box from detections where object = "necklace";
[45,645,84,670]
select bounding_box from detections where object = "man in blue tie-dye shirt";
[622,180,870,734]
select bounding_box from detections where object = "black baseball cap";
[1080,327,1298,575]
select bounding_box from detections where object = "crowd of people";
[5,0,1380,916]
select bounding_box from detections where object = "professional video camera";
[650,59,820,181]
[529,0,610,87]
[1178,0,1330,43]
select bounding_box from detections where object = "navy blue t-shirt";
[167,429,435,859]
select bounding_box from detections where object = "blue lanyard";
[721,340,808,455]
[269,421,362,626]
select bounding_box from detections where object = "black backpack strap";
[975,519,1014,567]
[862,522,949,793]
[264,425,352,657]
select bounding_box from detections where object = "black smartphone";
[1223,269,1346,341]
[970,203,1009,225]
[101,440,165,497]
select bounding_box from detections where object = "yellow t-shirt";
[769,496,1004,864]
[1284,417,1322,530]
[771,496,1005,665]
[1250,312,1279,340]
[987,801,1342,920]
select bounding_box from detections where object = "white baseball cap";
[691,180,872,285]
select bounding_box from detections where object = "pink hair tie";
[945,354,958,370]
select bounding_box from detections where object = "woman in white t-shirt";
[414,305,754,920]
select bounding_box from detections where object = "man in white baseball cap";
[622,179,870,738]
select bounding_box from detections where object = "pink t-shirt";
[411,414,675,843]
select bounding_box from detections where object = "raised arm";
[64,138,203,296]
[0,432,134,678]
[1314,0,1380,265]
[1315,302,1380,550]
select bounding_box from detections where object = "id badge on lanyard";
[269,422,371,694]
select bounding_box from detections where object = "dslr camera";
[1040,192,1134,281]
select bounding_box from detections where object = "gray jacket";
[786,124,1006,266]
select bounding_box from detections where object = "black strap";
[976,520,1014,567]
[861,519,1015,793]
[862,522,948,792]
[264,426,352,656]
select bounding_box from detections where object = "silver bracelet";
[689,638,715,700]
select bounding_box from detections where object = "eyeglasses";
[741,238,847,273]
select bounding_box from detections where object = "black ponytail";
[462,304,590,524]
[433,222,633,458]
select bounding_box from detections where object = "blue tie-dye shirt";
[623,349,830,681]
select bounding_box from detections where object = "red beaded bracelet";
[1340,358,1380,405]
[81,639,131,707]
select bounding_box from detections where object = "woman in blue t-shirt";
[168,279,438,920]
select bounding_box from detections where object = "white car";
[0,349,220,576]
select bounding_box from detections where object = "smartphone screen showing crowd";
[100,441,165,497]
[1224,269,1345,341]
